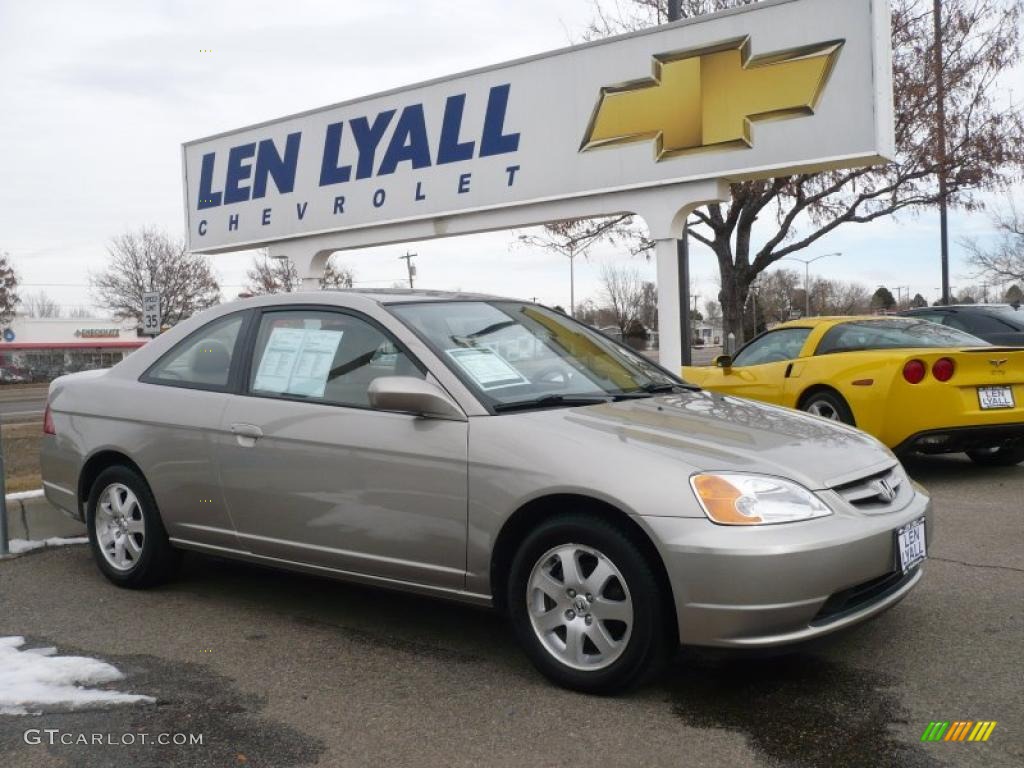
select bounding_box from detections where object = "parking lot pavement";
[1,456,1021,768]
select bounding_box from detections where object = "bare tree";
[809,279,871,316]
[703,299,723,335]
[22,291,61,318]
[563,0,1024,343]
[246,252,300,294]
[322,260,356,290]
[638,281,658,330]
[752,269,802,325]
[246,251,357,294]
[599,263,645,336]
[67,306,95,319]
[0,251,20,324]
[964,205,1024,285]
[90,228,221,326]
[518,219,644,314]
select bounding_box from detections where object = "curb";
[3,489,87,543]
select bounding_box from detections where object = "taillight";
[932,357,955,382]
[43,404,56,435]
[902,359,926,384]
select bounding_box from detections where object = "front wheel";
[87,466,181,588]
[507,514,670,694]
[966,446,1024,467]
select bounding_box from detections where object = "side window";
[732,329,811,367]
[146,313,245,390]
[248,310,424,408]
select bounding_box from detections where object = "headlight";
[690,473,832,526]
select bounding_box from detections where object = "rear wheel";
[966,446,1024,467]
[507,514,670,694]
[86,466,180,588]
[800,389,855,426]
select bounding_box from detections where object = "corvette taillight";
[902,359,926,384]
[932,357,955,382]
[43,404,56,435]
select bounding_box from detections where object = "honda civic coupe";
[42,291,931,693]
[684,317,1024,466]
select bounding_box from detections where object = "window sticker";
[445,347,528,390]
[254,327,344,398]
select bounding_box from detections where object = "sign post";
[182,0,894,372]
[142,292,161,336]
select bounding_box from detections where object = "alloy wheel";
[807,400,841,421]
[95,483,146,572]
[526,543,633,671]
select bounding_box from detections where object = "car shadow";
[900,451,1024,485]
[168,554,518,667]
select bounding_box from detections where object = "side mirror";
[714,355,733,370]
[367,376,466,421]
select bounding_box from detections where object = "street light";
[780,252,841,317]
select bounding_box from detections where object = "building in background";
[0,317,147,383]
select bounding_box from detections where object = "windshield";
[389,301,683,409]
[816,319,989,354]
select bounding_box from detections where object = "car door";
[698,328,812,405]
[214,306,469,591]
[137,310,252,551]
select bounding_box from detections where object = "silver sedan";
[41,291,931,692]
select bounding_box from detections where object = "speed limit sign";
[142,292,161,336]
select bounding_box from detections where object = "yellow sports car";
[683,316,1024,466]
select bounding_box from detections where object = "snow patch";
[0,636,154,716]
[5,537,89,555]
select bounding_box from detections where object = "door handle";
[230,423,263,446]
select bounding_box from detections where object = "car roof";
[904,303,1019,312]
[230,288,526,308]
[771,315,921,330]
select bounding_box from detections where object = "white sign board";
[142,292,161,336]
[182,0,893,254]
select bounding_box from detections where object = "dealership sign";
[182,0,893,253]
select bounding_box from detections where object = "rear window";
[816,319,988,355]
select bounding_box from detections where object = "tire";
[800,389,855,426]
[966,446,1024,467]
[86,466,181,588]
[507,513,670,694]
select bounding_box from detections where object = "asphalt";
[0,454,1021,768]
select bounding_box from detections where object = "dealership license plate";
[978,386,1015,410]
[896,518,927,574]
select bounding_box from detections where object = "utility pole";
[666,0,692,364]
[399,252,417,289]
[0,416,8,555]
[933,0,951,305]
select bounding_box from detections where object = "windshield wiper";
[493,394,611,413]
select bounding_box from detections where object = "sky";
[1,0,1022,319]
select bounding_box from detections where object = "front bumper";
[644,488,932,647]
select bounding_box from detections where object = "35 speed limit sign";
[142,292,161,336]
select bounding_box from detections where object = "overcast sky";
[2,0,1022,319]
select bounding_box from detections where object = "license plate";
[896,517,927,574]
[978,386,1015,410]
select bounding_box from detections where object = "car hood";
[530,390,895,490]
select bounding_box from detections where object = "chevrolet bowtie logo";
[580,37,844,160]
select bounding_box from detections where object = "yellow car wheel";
[799,389,855,426]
